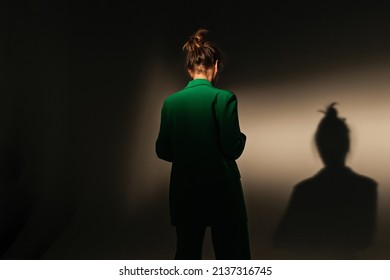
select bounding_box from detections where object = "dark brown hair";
[182,28,223,74]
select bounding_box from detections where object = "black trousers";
[174,222,251,260]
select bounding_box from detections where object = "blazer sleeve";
[215,92,246,160]
[155,102,173,162]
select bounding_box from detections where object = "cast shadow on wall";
[273,103,378,259]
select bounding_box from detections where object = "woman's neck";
[192,72,212,82]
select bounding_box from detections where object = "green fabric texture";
[156,79,248,226]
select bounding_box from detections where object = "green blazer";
[156,78,247,226]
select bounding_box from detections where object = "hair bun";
[193,28,208,45]
[318,102,338,119]
[324,102,338,118]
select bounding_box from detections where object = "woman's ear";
[214,60,219,73]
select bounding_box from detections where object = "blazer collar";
[186,78,213,89]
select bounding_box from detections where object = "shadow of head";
[315,102,350,168]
